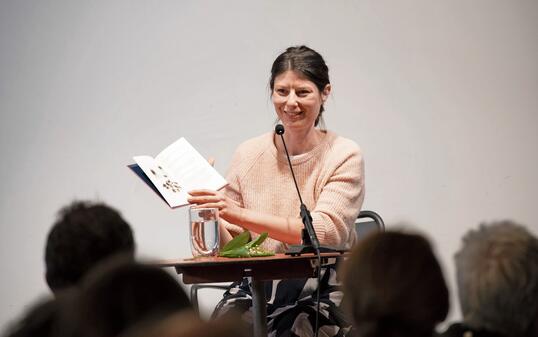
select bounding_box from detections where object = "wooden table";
[155,252,346,337]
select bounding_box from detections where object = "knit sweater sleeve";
[222,146,247,237]
[310,141,365,248]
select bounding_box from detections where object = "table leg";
[250,279,268,337]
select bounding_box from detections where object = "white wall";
[1,0,537,331]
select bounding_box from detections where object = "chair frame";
[356,210,385,231]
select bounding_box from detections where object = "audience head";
[3,290,77,337]
[269,45,330,127]
[119,310,248,337]
[455,221,538,337]
[341,230,449,337]
[74,257,191,337]
[44,200,135,292]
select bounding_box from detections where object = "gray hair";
[455,221,538,337]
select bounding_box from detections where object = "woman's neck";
[276,127,325,156]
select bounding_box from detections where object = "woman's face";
[272,70,330,133]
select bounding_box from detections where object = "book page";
[155,137,228,197]
[132,155,189,208]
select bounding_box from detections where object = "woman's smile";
[272,70,327,132]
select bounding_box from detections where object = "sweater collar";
[269,130,336,164]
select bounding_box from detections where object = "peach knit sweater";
[222,130,365,253]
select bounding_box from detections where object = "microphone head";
[275,124,285,135]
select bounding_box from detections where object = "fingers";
[188,189,217,196]
[188,197,224,210]
[188,195,217,204]
[191,202,222,210]
[187,190,224,206]
[187,190,230,214]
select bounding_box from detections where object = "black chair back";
[355,210,385,241]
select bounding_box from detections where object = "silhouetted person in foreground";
[119,310,249,337]
[71,257,192,337]
[440,221,538,337]
[341,230,449,337]
[44,200,135,292]
[2,289,77,337]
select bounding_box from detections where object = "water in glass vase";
[190,218,219,257]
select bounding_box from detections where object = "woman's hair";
[341,231,449,337]
[269,45,330,127]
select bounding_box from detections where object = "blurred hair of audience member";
[440,221,538,337]
[118,310,249,337]
[45,200,135,293]
[71,256,192,337]
[341,230,449,337]
[2,289,77,337]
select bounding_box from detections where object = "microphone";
[274,124,321,252]
[275,123,329,337]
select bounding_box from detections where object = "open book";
[129,137,227,208]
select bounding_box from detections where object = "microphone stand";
[274,125,345,256]
[275,124,344,337]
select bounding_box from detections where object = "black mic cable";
[275,123,322,337]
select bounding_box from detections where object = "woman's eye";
[297,90,309,96]
[276,89,287,95]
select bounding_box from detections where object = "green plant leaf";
[221,231,250,252]
[219,232,274,258]
[246,232,268,249]
[219,246,250,258]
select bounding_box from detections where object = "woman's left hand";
[187,189,241,223]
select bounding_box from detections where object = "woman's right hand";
[187,189,242,224]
